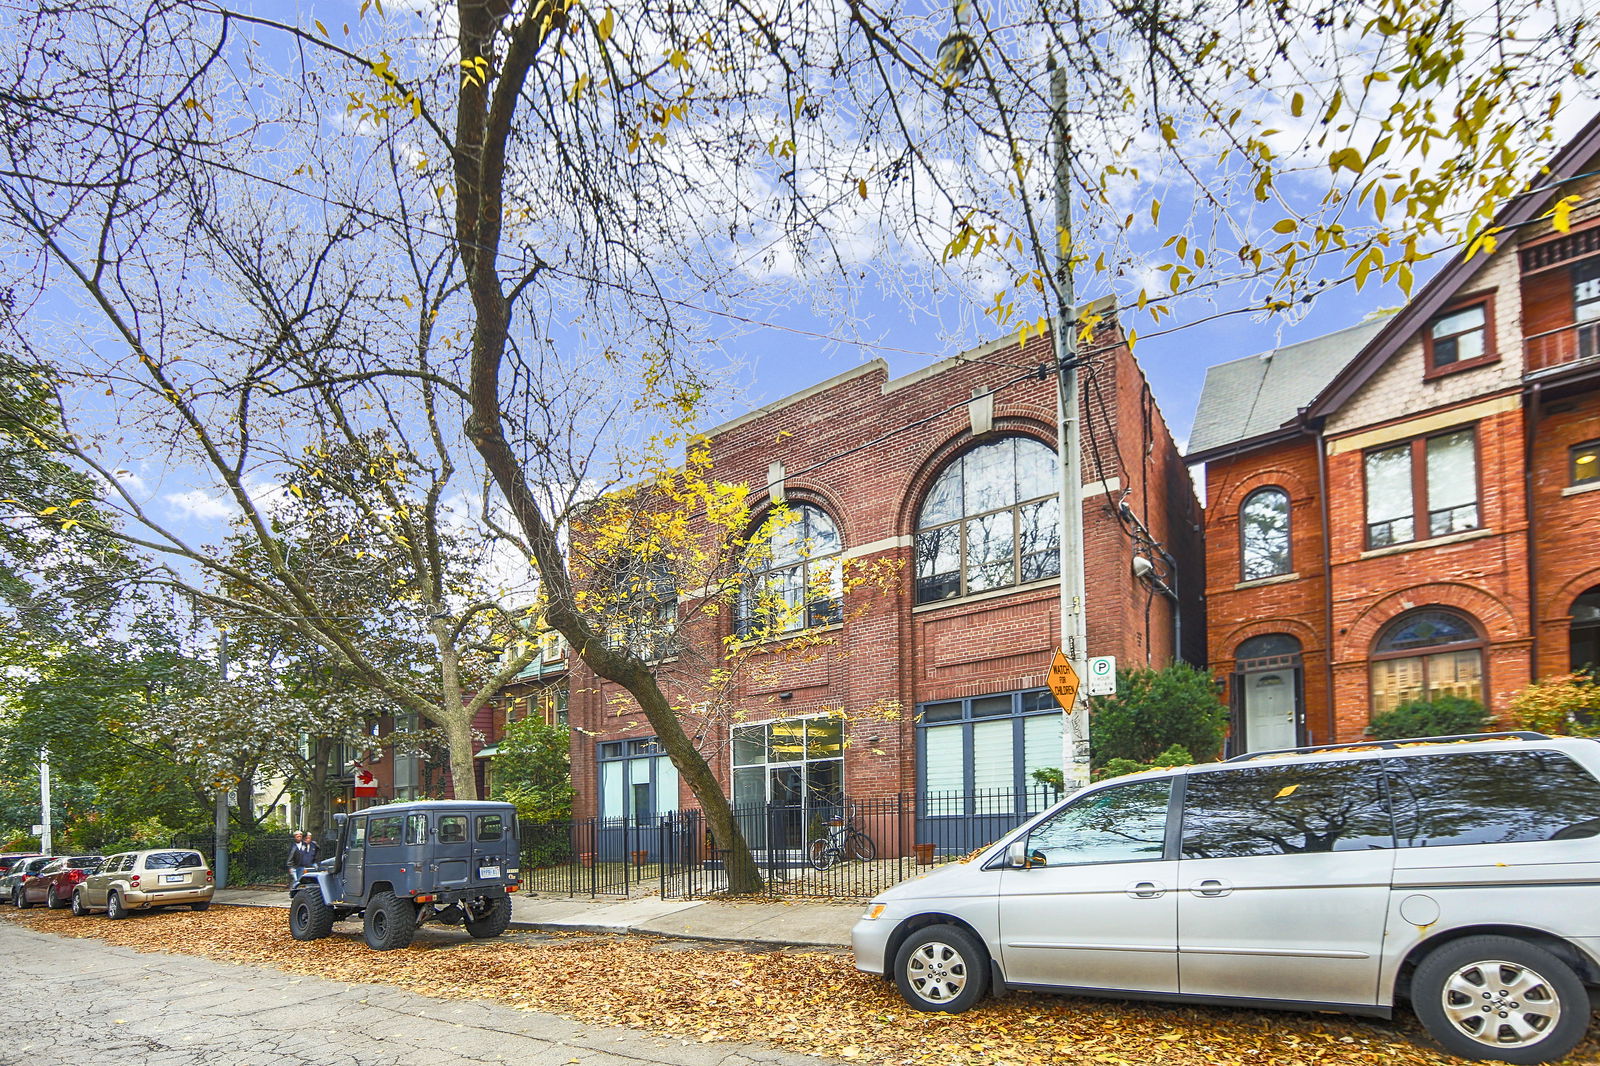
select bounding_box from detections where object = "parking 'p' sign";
[1087,655,1117,696]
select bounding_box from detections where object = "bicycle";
[807,808,877,869]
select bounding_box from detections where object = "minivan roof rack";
[1224,731,1552,763]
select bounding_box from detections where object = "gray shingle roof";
[1186,316,1392,459]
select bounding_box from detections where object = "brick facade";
[563,312,1203,826]
[1195,152,1600,748]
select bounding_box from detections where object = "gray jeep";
[289,799,521,950]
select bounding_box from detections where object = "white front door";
[1243,670,1298,752]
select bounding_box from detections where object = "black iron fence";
[170,832,300,887]
[518,787,1061,900]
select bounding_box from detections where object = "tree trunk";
[442,714,479,801]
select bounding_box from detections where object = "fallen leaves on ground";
[4,906,1594,1065]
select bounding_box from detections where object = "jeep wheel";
[362,890,417,951]
[1413,935,1589,1064]
[290,888,335,940]
[893,924,990,1014]
[105,891,127,920]
[463,894,512,939]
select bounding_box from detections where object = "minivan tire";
[463,894,512,939]
[362,890,417,951]
[105,891,127,920]
[1412,935,1589,1064]
[893,924,990,1013]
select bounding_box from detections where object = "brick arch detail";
[1215,617,1322,668]
[1541,566,1600,623]
[1338,583,1521,662]
[748,482,852,549]
[895,416,1057,535]
[1215,468,1315,516]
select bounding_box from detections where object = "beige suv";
[72,849,214,918]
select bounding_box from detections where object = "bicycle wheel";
[808,839,833,870]
[846,830,876,861]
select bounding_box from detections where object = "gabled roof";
[1186,317,1390,462]
[1306,109,1600,417]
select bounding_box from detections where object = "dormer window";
[1423,296,1496,377]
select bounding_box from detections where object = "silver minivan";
[852,733,1600,1064]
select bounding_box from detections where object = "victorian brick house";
[560,306,1203,851]
[1189,113,1600,754]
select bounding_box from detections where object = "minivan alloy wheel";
[907,942,967,1002]
[892,924,990,1013]
[1439,959,1560,1049]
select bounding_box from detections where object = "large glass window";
[730,716,844,809]
[1387,751,1600,846]
[914,436,1060,603]
[1364,428,1479,548]
[599,737,680,824]
[1573,587,1600,674]
[919,690,1062,819]
[1027,779,1171,865]
[1369,608,1484,713]
[1181,761,1392,858]
[1239,487,1290,581]
[736,503,843,636]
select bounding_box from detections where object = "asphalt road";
[0,920,831,1066]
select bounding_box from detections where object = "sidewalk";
[215,887,860,949]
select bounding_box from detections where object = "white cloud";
[164,489,234,522]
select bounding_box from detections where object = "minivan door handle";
[1190,878,1233,897]
[1126,880,1166,899]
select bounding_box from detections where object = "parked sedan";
[0,853,42,878]
[2,856,55,906]
[72,849,213,918]
[19,855,104,909]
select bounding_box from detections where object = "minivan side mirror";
[1005,841,1028,869]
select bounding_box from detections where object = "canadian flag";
[352,762,378,798]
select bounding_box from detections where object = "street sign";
[1047,650,1079,712]
[1088,655,1117,696]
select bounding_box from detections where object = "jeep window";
[368,816,403,847]
[476,814,503,842]
[1387,751,1600,846]
[439,815,467,843]
[348,817,367,849]
[143,851,203,869]
[1025,779,1171,865]
[405,814,428,845]
[1181,761,1392,858]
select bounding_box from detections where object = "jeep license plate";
[162,874,185,884]
[478,866,500,879]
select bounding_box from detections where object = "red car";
[18,855,104,909]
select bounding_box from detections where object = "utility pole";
[1049,55,1091,791]
[39,746,52,854]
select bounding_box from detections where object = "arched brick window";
[1239,487,1291,581]
[914,436,1059,603]
[1573,586,1600,673]
[736,503,843,636]
[1370,608,1485,713]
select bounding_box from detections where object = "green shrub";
[1365,696,1491,741]
[1092,744,1194,782]
[491,718,574,822]
[1505,673,1600,736]
[1089,663,1226,767]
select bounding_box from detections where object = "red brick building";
[563,306,1203,851]
[1189,114,1600,754]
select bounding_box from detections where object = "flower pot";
[914,842,936,866]
[579,852,594,869]
[630,849,650,866]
